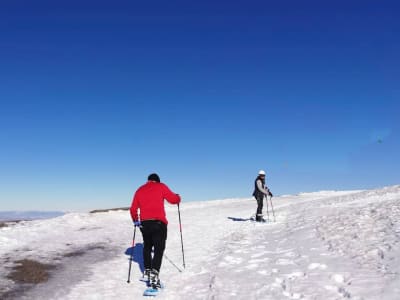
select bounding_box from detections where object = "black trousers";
[256,195,264,219]
[140,220,167,273]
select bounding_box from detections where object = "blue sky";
[0,1,399,211]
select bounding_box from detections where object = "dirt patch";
[0,220,23,228]
[90,207,129,213]
[63,245,106,257]
[1,244,111,299]
[7,259,56,284]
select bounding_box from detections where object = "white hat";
[258,170,266,175]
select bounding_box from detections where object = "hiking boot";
[256,214,264,222]
[144,268,151,281]
[150,269,162,289]
[139,268,151,282]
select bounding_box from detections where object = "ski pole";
[269,196,276,222]
[127,225,137,283]
[265,195,270,222]
[177,203,186,269]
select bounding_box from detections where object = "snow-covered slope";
[1,186,399,299]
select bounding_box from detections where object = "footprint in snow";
[251,251,271,258]
[276,258,295,265]
[331,273,345,283]
[245,263,258,270]
[286,271,306,280]
[307,262,327,270]
[282,291,303,299]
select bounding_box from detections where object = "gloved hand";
[269,192,273,197]
[133,221,141,227]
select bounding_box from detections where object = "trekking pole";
[177,203,186,269]
[265,195,270,222]
[269,196,276,222]
[127,225,137,283]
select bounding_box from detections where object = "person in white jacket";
[252,170,273,222]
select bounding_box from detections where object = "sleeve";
[256,179,269,195]
[130,192,139,222]
[162,183,181,204]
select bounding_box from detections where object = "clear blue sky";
[1,1,399,211]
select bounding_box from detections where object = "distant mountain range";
[0,211,65,222]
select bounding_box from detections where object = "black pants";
[256,195,264,220]
[140,220,167,273]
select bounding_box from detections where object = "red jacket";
[130,181,181,225]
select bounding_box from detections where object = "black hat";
[148,173,160,183]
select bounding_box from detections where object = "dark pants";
[256,195,264,220]
[140,220,167,272]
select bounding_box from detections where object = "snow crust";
[1,185,399,299]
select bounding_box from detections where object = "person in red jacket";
[130,173,181,290]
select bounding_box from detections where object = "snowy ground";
[1,185,400,299]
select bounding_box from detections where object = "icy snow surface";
[1,185,400,299]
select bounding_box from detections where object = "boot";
[256,214,266,222]
[150,269,162,289]
[142,268,151,282]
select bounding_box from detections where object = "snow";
[1,185,400,299]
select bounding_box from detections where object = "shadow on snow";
[227,216,253,222]
[125,243,184,274]
[125,243,144,273]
